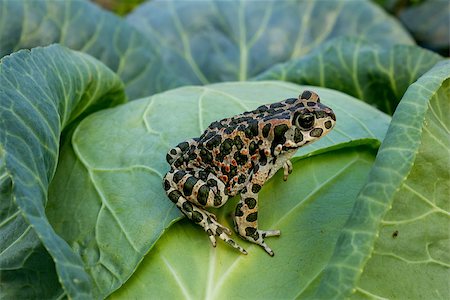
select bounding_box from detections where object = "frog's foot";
[244,228,281,256]
[203,217,248,255]
[171,191,247,255]
[283,160,293,181]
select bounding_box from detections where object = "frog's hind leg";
[234,185,280,256]
[163,170,247,254]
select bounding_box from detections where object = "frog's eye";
[296,113,315,130]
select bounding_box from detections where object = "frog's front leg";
[234,181,281,256]
[164,169,247,254]
[283,160,293,181]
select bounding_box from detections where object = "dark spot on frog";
[234,150,248,166]
[235,203,244,217]
[392,230,399,238]
[188,149,197,160]
[249,141,258,155]
[202,131,215,140]
[224,127,234,134]
[207,178,218,188]
[294,128,303,143]
[244,197,256,209]
[168,190,181,203]
[301,90,312,100]
[199,147,213,164]
[269,102,284,109]
[206,134,222,150]
[198,170,208,181]
[229,165,238,179]
[209,121,223,129]
[324,120,332,129]
[214,194,222,206]
[173,158,183,168]
[246,212,258,222]
[285,98,297,104]
[255,105,268,113]
[183,176,198,196]
[173,170,186,183]
[262,114,282,121]
[310,128,323,137]
[238,174,246,184]
[252,161,260,173]
[215,226,223,235]
[219,138,234,156]
[234,135,244,150]
[262,123,271,138]
[177,141,190,152]
[244,121,259,138]
[258,149,267,166]
[192,211,203,223]
[307,101,316,107]
[245,226,256,236]
[245,227,259,240]
[230,116,253,125]
[182,201,193,212]
[197,185,210,206]
[271,124,289,153]
[252,184,261,193]
[315,110,326,118]
[170,149,177,155]
[240,187,247,194]
[164,180,171,191]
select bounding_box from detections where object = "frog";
[163,90,336,256]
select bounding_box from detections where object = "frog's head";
[284,90,336,150]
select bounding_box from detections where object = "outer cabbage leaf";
[376,0,449,55]
[255,37,443,115]
[0,0,182,99]
[49,81,390,298]
[400,0,449,55]
[0,45,126,299]
[316,61,450,298]
[126,0,413,84]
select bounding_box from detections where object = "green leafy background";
[0,0,448,299]
[0,45,126,299]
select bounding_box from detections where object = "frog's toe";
[204,210,218,221]
[214,220,232,235]
[206,229,217,247]
[246,229,281,256]
[220,234,247,255]
[260,242,275,257]
[204,218,246,254]
[260,229,281,238]
[214,224,247,254]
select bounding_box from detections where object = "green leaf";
[0,45,126,299]
[0,0,182,99]
[255,37,443,115]
[399,0,450,55]
[126,0,413,84]
[50,81,389,298]
[370,0,449,56]
[316,61,450,298]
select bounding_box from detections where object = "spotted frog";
[163,91,336,256]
